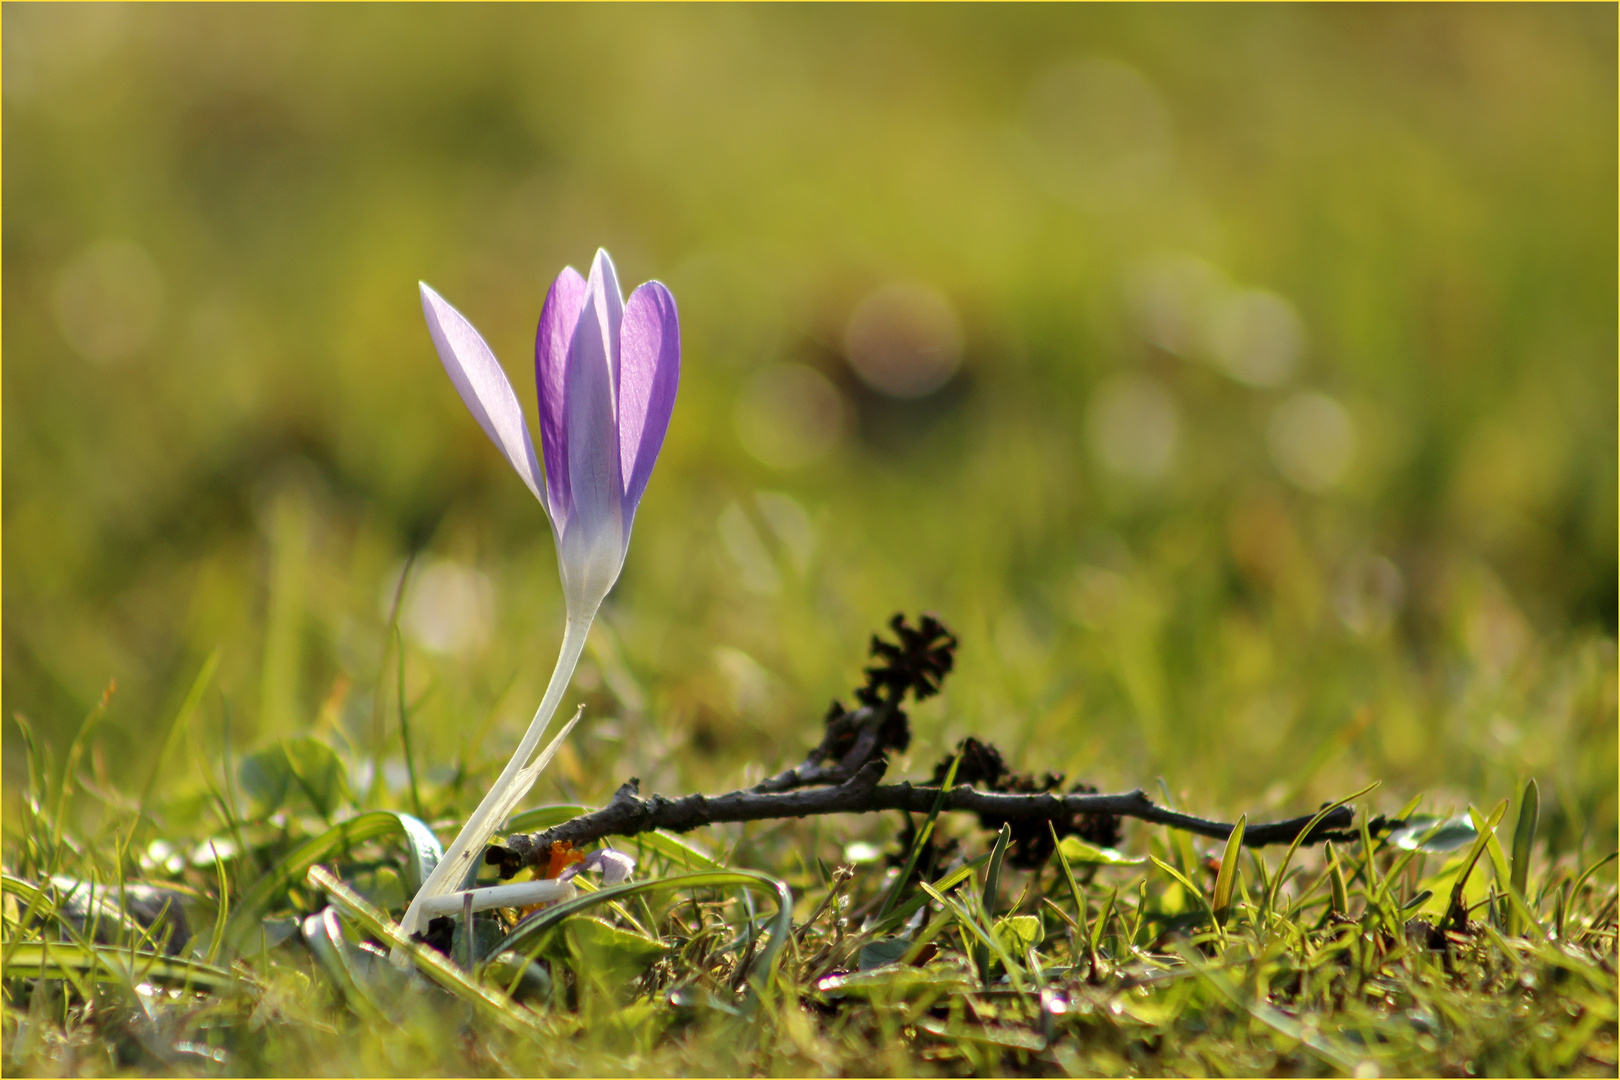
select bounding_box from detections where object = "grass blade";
[2,940,242,994]
[1212,813,1246,929]
[974,823,1012,983]
[1508,779,1539,935]
[1049,822,1094,972]
[1448,800,1509,930]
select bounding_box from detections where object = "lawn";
[3,5,1616,1075]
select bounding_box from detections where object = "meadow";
[3,5,1615,1075]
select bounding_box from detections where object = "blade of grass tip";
[975,823,1012,983]
[1448,800,1509,931]
[1213,814,1246,930]
[123,650,219,869]
[47,682,116,878]
[1509,779,1540,936]
[1264,780,1380,928]
[876,746,964,921]
[1048,823,1094,972]
[1557,850,1617,940]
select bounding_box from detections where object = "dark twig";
[487,764,1378,878]
[750,706,890,793]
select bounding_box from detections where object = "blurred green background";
[4,5,1614,843]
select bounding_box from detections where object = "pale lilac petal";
[535,267,588,523]
[618,281,680,519]
[558,252,626,605]
[586,248,625,398]
[420,283,544,504]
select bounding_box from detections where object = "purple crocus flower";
[397,250,677,947]
[419,248,680,618]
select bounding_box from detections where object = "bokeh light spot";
[842,281,964,399]
[399,558,495,656]
[1208,288,1304,388]
[1267,391,1356,491]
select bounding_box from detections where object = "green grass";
[3,4,1616,1075]
[2,692,1616,1075]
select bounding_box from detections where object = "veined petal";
[618,281,680,523]
[536,267,588,525]
[586,248,625,399]
[560,252,627,611]
[420,283,545,505]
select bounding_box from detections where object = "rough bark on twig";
[487,762,1371,878]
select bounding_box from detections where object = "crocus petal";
[559,848,636,887]
[420,282,545,505]
[558,252,627,610]
[617,281,680,526]
[535,266,588,525]
[585,248,625,398]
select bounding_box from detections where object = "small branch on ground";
[487,762,1385,878]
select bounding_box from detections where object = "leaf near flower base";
[1058,835,1147,866]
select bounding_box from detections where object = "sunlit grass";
[3,676,1615,1075]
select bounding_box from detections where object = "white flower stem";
[393,611,595,955]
